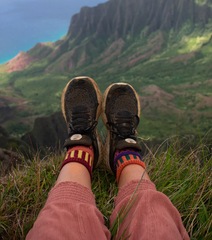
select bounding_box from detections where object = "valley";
[0,0,212,143]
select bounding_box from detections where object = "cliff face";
[2,0,212,74]
[67,0,212,43]
[42,0,212,72]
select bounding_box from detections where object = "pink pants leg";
[26,182,110,240]
[26,180,190,240]
[110,180,190,240]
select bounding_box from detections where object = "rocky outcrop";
[0,148,27,175]
[21,112,67,150]
[0,100,14,124]
[0,126,31,174]
[0,126,30,152]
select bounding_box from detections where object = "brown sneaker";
[61,76,103,169]
[102,83,142,174]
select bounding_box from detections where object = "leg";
[56,161,91,189]
[118,164,150,188]
[26,77,110,240]
[111,165,190,240]
[102,83,190,240]
[26,162,110,240]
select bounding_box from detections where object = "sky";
[0,0,107,64]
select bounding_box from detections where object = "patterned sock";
[61,145,94,180]
[114,148,146,183]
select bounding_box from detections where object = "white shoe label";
[70,134,82,141]
[125,138,136,144]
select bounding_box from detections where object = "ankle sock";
[114,148,146,183]
[61,145,94,180]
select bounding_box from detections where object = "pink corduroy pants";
[26,179,190,240]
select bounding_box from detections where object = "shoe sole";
[101,83,141,174]
[61,76,103,168]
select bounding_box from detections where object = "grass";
[0,137,211,240]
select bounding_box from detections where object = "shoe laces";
[107,112,139,139]
[68,110,97,139]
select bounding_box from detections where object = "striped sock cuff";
[114,151,143,171]
[116,152,146,183]
[61,145,94,180]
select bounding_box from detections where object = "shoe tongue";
[115,111,137,137]
[74,105,87,111]
[74,125,89,132]
[118,125,131,137]
[117,110,131,116]
[73,105,90,131]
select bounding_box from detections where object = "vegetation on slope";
[1,22,212,140]
[1,1,212,141]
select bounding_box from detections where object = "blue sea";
[0,0,107,64]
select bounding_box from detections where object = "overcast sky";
[0,0,108,64]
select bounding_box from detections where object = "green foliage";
[0,74,11,90]
[11,73,69,114]
[6,121,31,136]
[1,25,212,140]
[195,0,208,6]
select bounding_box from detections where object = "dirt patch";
[172,91,191,97]
[77,51,90,67]
[129,48,142,61]
[45,48,76,73]
[0,96,27,112]
[142,85,174,100]
[139,95,182,114]
[2,96,25,104]
[139,85,182,114]
[128,47,159,67]
[3,51,38,73]
[194,93,212,110]
[204,79,212,86]
[170,52,195,64]
[48,38,125,72]
[5,85,14,91]
[127,31,164,67]
[148,31,164,48]
[170,79,212,90]
[97,38,125,64]
[170,82,200,90]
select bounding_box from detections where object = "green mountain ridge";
[0,0,212,142]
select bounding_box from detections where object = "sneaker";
[102,83,142,174]
[61,76,102,169]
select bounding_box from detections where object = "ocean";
[0,0,107,65]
